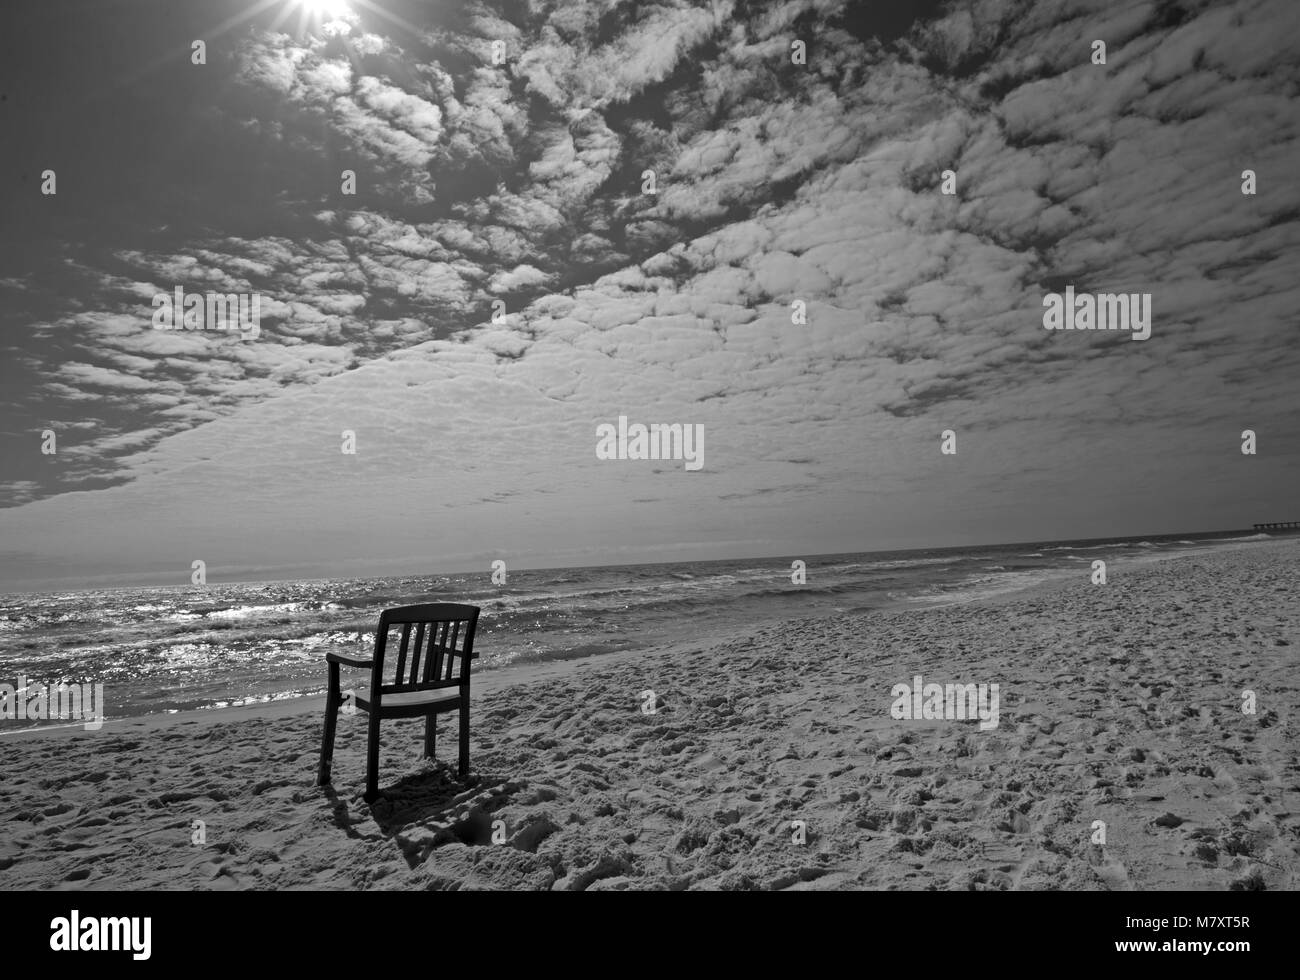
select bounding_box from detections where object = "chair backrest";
[370,603,479,697]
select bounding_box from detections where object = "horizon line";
[0,525,1274,597]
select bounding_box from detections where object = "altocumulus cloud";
[1,0,1297,585]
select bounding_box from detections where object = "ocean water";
[0,531,1273,725]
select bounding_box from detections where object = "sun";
[277,0,421,41]
[303,0,352,16]
[287,0,356,37]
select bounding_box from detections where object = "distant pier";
[1253,522,1300,530]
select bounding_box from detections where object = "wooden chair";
[317,603,480,803]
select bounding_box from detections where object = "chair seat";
[354,687,464,718]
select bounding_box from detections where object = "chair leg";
[317,663,340,786]
[363,710,383,803]
[458,699,470,779]
[424,713,437,760]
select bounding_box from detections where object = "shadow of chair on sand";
[317,748,518,871]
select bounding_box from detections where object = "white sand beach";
[1,540,1296,890]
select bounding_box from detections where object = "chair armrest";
[326,650,374,668]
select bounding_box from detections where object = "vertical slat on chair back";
[421,621,447,684]
[372,603,479,696]
[444,620,462,682]
[393,623,411,684]
[409,622,426,685]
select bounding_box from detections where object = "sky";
[0,0,1297,591]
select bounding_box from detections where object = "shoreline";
[0,537,1283,743]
